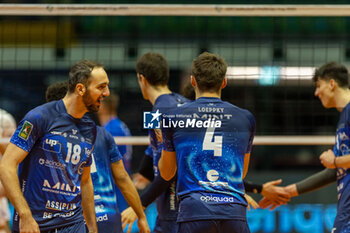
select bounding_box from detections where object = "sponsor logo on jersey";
[143,110,162,129]
[45,200,77,211]
[43,211,75,219]
[198,181,229,188]
[42,138,61,153]
[200,194,234,203]
[18,121,33,140]
[97,214,108,222]
[42,179,80,196]
[38,158,66,170]
[78,161,87,175]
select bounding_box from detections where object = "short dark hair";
[135,52,169,86]
[312,62,349,88]
[46,81,68,102]
[191,52,227,93]
[68,60,103,93]
[102,93,119,113]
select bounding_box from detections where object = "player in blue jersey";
[260,62,350,232]
[0,60,110,233]
[97,93,133,212]
[45,82,150,233]
[121,52,189,233]
[159,52,255,233]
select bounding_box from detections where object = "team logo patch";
[19,121,33,140]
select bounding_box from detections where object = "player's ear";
[190,75,197,87]
[76,83,86,96]
[329,78,337,91]
[221,77,227,89]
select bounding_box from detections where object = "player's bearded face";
[83,89,100,112]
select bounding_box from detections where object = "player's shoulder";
[25,100,61,121]
[154,92,190,108]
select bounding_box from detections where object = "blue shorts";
[177,219,250,233]
[154,217,178,233]
[13,221,86,233]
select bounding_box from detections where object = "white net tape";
[0,135,335,146]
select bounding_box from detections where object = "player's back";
[162,97,255,222]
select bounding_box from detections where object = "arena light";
[226,66,315,80]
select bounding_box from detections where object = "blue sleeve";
[161,117,175,152]
[246,112,256,154]
[106,130,123,163]
[10,109,45,152]
[145,145,153,158]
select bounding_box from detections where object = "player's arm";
[0,143,40,233]
[243,153,250,179]
[81,166,98,233]
[259,168,336,210]
[159,150,177,181]
[319,149,350,169]
[112,160,150,233]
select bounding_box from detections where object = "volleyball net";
[0,4,348,145]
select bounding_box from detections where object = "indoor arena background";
[1,1,350,232]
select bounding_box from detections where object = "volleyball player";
[122,52,189,233]
[159,52,255,233]
[45,82,150,233]
[97,93,133,212]
[0,60,108,233]
[260,62,350,232]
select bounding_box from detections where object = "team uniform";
[332,102,350,233]
[103,117,132,211]
[10,100,96,233]
[145,93,188,233]
[162,97,255,233]
[90,126,123,233]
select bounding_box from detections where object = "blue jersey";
[104,117,132,172]
[91,126,123,233]
[148,93,189,221]
[103,117,132,212]
[333,102,350,230]
[10,100,96,231]
[162,97,255,222]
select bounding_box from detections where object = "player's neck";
[62,94,87,119]
[334,88,350,112]
[195,90,221,99]
[148,86,172,105]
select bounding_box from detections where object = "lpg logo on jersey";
[143,110,162,129]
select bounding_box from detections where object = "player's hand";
[137,216,151,233]
[284,184,298,197]
[244,193,259,210]
[121,207,138,233]
[132,173,151,190]
[258,197,281,210]
[320,149,336,168]
[19,214,40,233]
[261,179,290,205]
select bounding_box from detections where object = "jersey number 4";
[202,125,222,156]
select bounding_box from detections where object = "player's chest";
[37,124,94,165]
